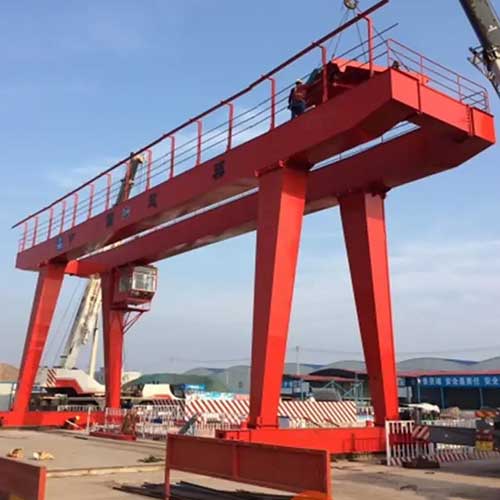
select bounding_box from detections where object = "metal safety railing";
[387,39,490,111]
[385,420,435,466]
[422,418,478,429]
[14,3,489,253]
[93,407,241,441]
[14,5,383,252]
[385,419,500,466]
[56,404,99,413]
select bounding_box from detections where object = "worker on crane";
[288,79,308,119]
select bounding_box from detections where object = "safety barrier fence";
[14,6,489,254]
[92,408,240,440]
[56,404,101,413]
[92,401,359,441]
[186,398,357,426]
[422,418,477,429]
[356,405,375,417]
[385,419,500,466]
[385,420,434,466]
[100,407,130,434]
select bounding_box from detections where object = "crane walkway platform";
[13,32,493,274]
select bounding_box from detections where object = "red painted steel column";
[339,192,398,425]
[248,163,309,429]
[12,264,66,415]
[101,271,125,409]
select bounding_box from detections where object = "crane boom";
[57,278,101,369]
[57,154,145,372]
[459,0,500,96]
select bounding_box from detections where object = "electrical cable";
[331,9,350,60]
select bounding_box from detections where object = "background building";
[176,357,500,409]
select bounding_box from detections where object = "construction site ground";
[1,429,499,499]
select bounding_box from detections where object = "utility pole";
[295,345,300,375]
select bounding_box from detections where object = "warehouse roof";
[123,372,229,392]
[399,369,500,377]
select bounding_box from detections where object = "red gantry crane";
[36,155,146,403]
[1,0,496,496]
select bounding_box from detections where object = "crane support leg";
[340,192,398,426]
[248,163,308,429]
[12,264,65,415]
[101,272,125,409]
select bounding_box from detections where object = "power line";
[300,344,500,356]
[166,343,500,366]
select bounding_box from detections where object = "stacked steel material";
[115,481,295,499]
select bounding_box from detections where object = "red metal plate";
[0,458,46,500]
[165,434,331,498]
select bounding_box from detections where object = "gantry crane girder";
[3,8,496,463]
[15,69,493,272]
[68,124,491,278]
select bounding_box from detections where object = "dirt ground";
[1,429,499,499]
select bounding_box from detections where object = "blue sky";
[0,1,499,373]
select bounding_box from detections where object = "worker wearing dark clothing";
[288,79,307,119]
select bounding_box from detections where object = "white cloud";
[118,229,500,371]
[46,157,120,190]
[288,237,500,362]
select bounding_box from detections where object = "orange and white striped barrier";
[186,399,357,427]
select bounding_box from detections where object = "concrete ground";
[0,429,165,471]
[1,429,500,499]
[46,461,500,500]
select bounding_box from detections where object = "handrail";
[14,6,491,255]
[388,38,489,93]
[386,38,489,111]
[16,39,392,249]
[12,0,388,230]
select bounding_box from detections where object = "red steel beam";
[220,426,386,455]
[249,164,309,428]
[69,124,493,278]
[0,410,103,428]
[18,68,494,272]
[340,192,398,425]
[101,271,125,409]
